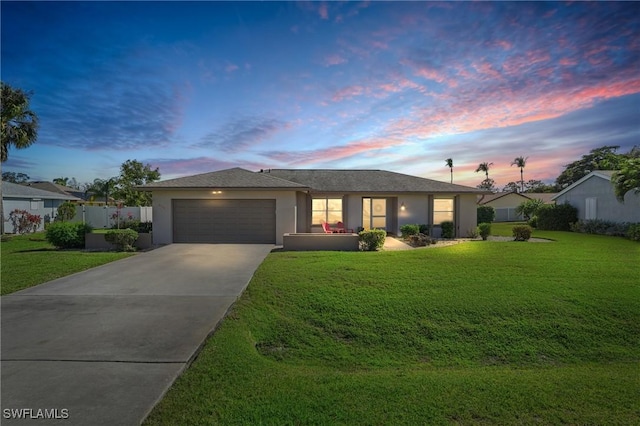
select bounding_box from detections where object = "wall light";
[211,190,223,194]
[400,202,406,211]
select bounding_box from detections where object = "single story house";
[142,167,486,245]
[552,170,640,223]
[23,181,109,205]
[2,181,81,233]
[477,192,556,222]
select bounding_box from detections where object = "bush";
[570,219,628,237]
[512,225,532,241]
[528,215,538,228]
[515,199,544,220]
[46,222,93,249]
[466,228,480,239]
[133,221,152,233]
[477,205,495,224]
[8,209,42,234]
[359,229,386,251]
[408,233,436,247]
[536,203,578,231]
[400,224,420,238]
[56,202,76,222]
[626,224,640,242]
[419,224,431,235]
[478,222,491,240]
[105,229,139,251]
[441,221,455,239]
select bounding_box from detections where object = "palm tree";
[475,162,493,179]
[445,158,453,183]
[511,156,528,192]
[1,82,39,162]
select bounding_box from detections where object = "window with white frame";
[312,198,343,225]
[433,198,454,225]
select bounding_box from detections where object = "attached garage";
[173,199,276,243]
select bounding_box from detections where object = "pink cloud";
[331,85,367,102]
[265,137,405,166]
[413,66,458,88]
[559,57,577,66]
[225,63,239,73]
[324,54,347,66]
[318,3,328,20]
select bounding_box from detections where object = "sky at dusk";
[2,1,639,189]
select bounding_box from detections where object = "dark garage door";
[173,199,276,243]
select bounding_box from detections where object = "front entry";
[362,198,386,230]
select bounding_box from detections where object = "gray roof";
[2,181,81,200]
[22,181,89,200]
[267,169,484,193]
[141,167,308,190]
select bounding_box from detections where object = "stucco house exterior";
[552,170,640,223]
[2,181,81,232]
[142,167,486,245]
[477,192,556,222]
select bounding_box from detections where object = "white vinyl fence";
[494,207,524,222]
[72,206,152,229]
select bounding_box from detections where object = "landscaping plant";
[56,202,76,222]
[440,221,454,238]
[45,222,93,249]
[400,224,419,237]
[105,229,139,251]
[477,205,495,223]
[478,222,491,240]
[512,225,532,241]
[358,229,386,251]
[536,203,578,231]
[8,209,42,234]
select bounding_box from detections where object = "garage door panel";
[173,199,276,243]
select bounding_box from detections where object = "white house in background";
[477,192,556,222]
[2,181,80,232]
[552,170,640,223]
[142,167,487,245]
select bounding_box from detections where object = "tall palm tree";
[475,162,493,179]
[445,158,453,183]
[511,156,528,192]
[1,82,39,162]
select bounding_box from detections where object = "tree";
[477,178,497,192]
[53,177,69,186]
[511,156,528,192]
[85,178,117,205]
[475,162,493,180]
[445,158,453,183]
[515,198,545,220]
[112,159,161,206]
[502,181,520,193]
[2,171,30,183]
[556,146,625,188]
[1,82,39,162]
[522,180,558,193]
[612,157,640,202]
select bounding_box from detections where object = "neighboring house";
[142,167,486,245]
[477,192,556,222]
[552,170,640,223]
[22,181,108,205]
[2,181,81,233]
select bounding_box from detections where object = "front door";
[362,198,386,230]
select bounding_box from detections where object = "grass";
[1,232,134,295]
[145,229,640,425]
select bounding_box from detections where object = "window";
[312,198,342,225]
[30,199,41,210]
[362,198,386,230]
[585,197,597,220]
[433,198,454,225]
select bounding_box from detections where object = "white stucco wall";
[3,198,64,232]
[555,176,640,222]
[457,194,479,237]
[152,189,298,245]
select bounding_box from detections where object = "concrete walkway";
[1,244,273,426]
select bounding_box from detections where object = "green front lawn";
[145,230,639,425]
[1,233,134,295]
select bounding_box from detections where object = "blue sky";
[2,1,639,189]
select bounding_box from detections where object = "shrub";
[536,203,578,231]
[477,205,495,224]
[46,222,93,249]
[515,199,544,220]
[528,215,538,228]
[408,233,436,247]
[418,224,431,235]
[56,202,76,222]
[626,224,640,242]
[8,209,42,234]
[441,221,455,239]
[570,219,628,237]
[400,224,420,238]
[478,222,491,240]
[466,228,480,239]
[512,225,532,241]
[359,229,386,251]
[133,221,152,233]
[105,229,139,251]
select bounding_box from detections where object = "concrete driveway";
[1,244,273,426]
